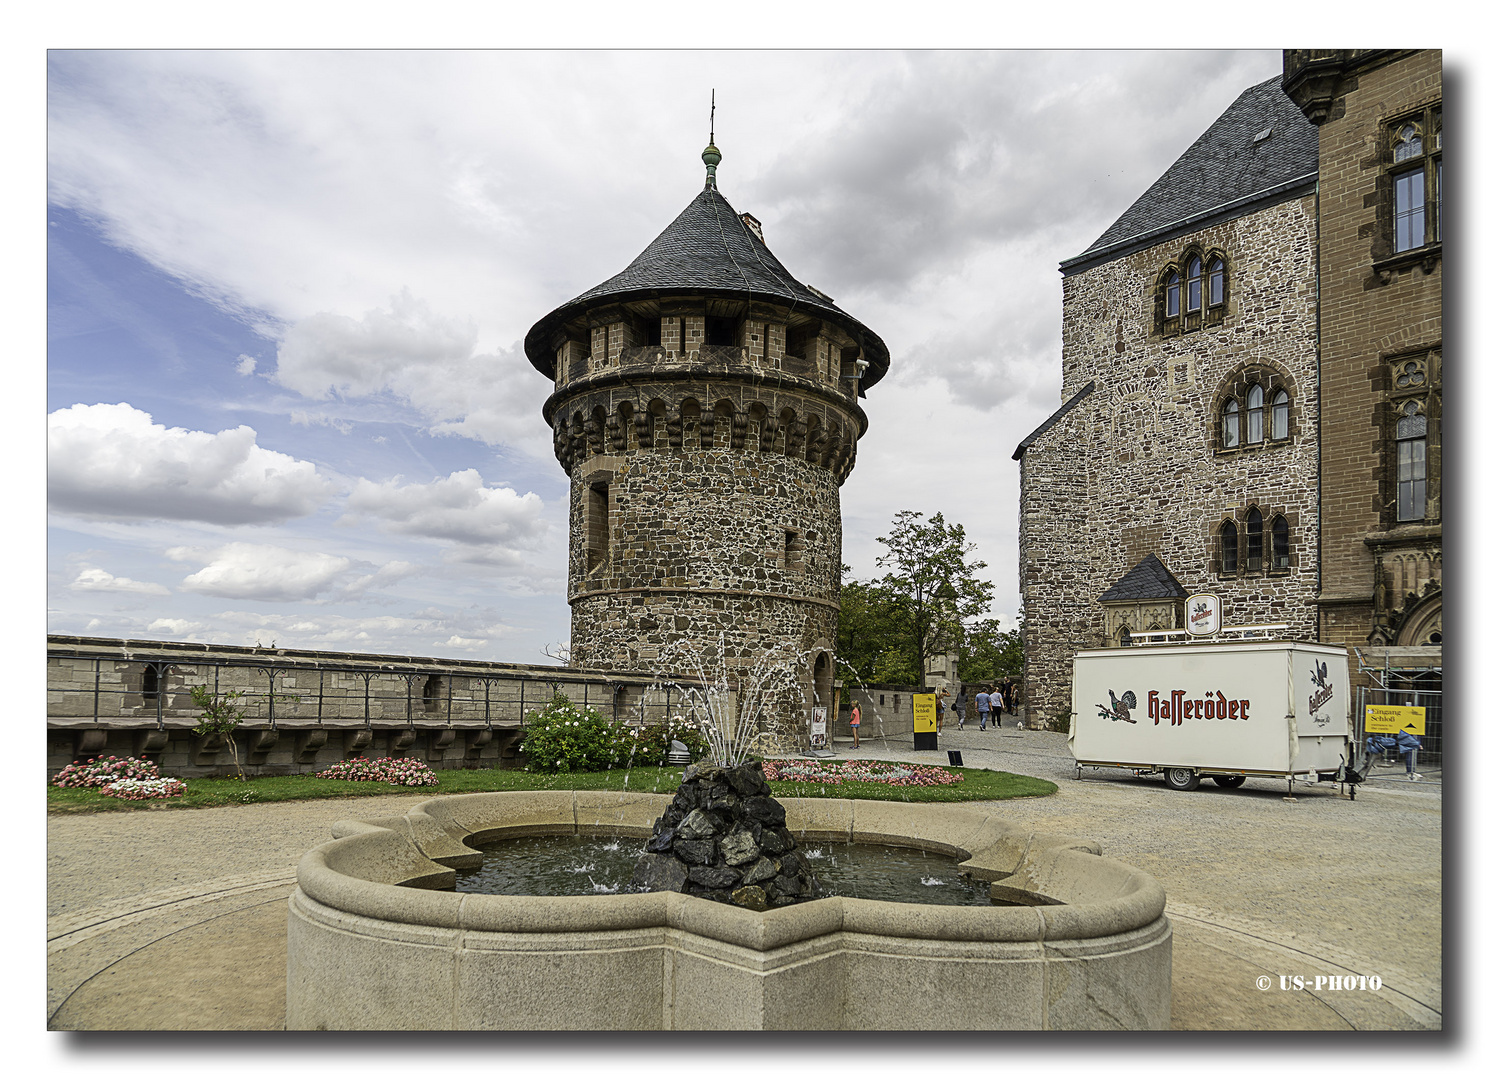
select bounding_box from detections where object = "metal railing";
[47,651,693,730]
[1352,682,1443,769]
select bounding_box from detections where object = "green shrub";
[520,693,710,773]
[1045,708,1072,734]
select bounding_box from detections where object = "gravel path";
[47,720,1441,1031]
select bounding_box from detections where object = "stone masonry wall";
[46,636,691,779]
[1310,51,1442,665]
[1021,195,1319,730]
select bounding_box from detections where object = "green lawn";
[46,761,1056,814]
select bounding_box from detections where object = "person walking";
[989,687,1004,728]
[975,687,991,731]
[954,686,967,729]
[850,702,861,749]
[936,688,950,733]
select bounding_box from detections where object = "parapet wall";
[45,636,699,779]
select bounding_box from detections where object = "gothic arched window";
[1246,508,1264,571]
[1271,390,1290,440]
[1186,256,1204,313]
[1246,385,1265,444]
[1397,401,1428,521]
[1220,520,1238,574]
[1272,516,1290,569]
[1222,399,1240,449]
[1208,257,1226,308]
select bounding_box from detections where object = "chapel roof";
[1097,553,1189,603]
[524,183,890,390]
[1061,74,1318,275]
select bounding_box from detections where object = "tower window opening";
[643,318,662,347]
[587,483,610,571]
[423,675,443,713]
[705,316,739,347]
[783,529,802,571]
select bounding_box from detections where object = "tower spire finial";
[702,89,721,190]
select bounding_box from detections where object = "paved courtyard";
[47,718,1441,1031]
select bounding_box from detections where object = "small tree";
[190,685,248,781]
[958,613,1025,685]
[872,511,997,688]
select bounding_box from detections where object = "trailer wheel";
[1164,767,1201,791]
[1213,775,1245,789]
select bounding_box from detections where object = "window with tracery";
[1217,508,1295,577]
[1216,369,1294,455]
[1156,248,1227,335]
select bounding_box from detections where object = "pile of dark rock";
[630,759,822,911]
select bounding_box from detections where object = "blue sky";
[46,48,1300,664]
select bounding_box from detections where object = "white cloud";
[275,290,552,450]
[344,468,547,560]
[236,353,257,375]
[442,635,489,651]
[70,567,170,595]
[48,402,332,525]
[171,542,351,601]
[147,617,202,637]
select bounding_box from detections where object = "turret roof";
[524,185,890,389]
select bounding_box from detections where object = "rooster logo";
[1096,689,1138,724]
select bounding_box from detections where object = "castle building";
[1281,50,1443,752]
[1016,75,1320,730]
[523,139,890,743]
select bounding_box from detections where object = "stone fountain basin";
[287,790,1170,1030]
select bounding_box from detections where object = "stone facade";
[1282,51,1443,676]
[1018,76,1320,731]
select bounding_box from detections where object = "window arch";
[1215,364,1298,455]
[1271,516,1290,569]
[1222,399,1240,449]
[1186,256,1204,313]
[1245,508,1264,571]
[1397,401,1427,521]
[1156,248,1228,335]
[1246,385,1265,444]
[1220,520,1238,574]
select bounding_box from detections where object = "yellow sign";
[1364,703,1427,735]
[912,693,938,733]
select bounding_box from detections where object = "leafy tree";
[958,612,1024,685]
[838,512,998,688]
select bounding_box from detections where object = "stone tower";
[524,137,889,742]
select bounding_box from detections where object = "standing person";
[850,702,861,749]
[975,687,991,731]
[937,687,952,733]
[954,686,967,730]
[989,687,1005,727]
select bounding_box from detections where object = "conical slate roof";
[524,185,890,389]
[1062,75,1317,274]
[1097,553,1188,603]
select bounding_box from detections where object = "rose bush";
[315,757,439,786]
[100,777,187,800]
[763,759,963,787]
[52,755,163,789]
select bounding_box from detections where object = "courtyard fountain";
[286,638,1173,1029]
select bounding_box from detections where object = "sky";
[44,47,1297,664]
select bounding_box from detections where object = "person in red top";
[850,703,861,748]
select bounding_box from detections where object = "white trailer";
[1069,640,1351,793]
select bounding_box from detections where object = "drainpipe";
[1314,177,1324,642]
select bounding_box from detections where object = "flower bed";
[316,757,440,787]
[52,755,163,789]
[101,777,187,800]
[762,759,963,787]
